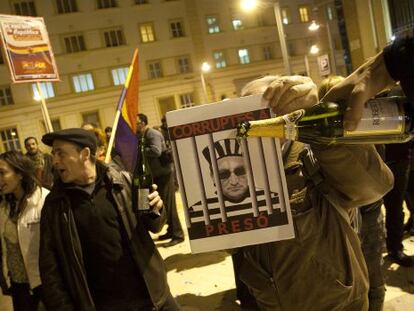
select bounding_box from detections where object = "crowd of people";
[0,30,413,311]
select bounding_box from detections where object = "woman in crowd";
[0,151,49,311]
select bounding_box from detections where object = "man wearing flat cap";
[38,128,180,310]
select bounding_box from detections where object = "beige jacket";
[240,143,393,311]
[0,187,49,289]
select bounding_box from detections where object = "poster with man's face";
[166,95,294,253]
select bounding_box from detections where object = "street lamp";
[304,44,319,76]
[200,62,211,104]
[308,19,336,74]
[241,0,292,75]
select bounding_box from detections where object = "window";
[56,0,78,14]
[139,23,155,43]
[104,28,125,47]
[148,61,162,79]
[213,51,226,68]
[177,56,192,74]
[327,6,334,20]
[41,119,62,133]
[180,93,194,108]
[97,0,117,9]
[263,46,273,60]
[0,127,21,152]
[13,0,37,16]
[232,19,243,30]
[111,67,129,85]
[82,111,101,128]
[299,6,310,23]
[0,87,14,106]
[238,48,250,64]
[135,0,147,3]
[281,8,291,24]
[32,82,55,99]
[206,16,221,34]
[72,73,94,93]
[170,20,185,38]
[63,34,86,53]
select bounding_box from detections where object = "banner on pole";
[166,95,294,253]
[0,14,59,83]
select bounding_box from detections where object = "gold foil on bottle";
[244,116,286,138]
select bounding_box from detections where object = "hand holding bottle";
[322,52,395,131]
[148,184,163,213]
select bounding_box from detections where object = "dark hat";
[42,128,97,154]
[202,138,242,165]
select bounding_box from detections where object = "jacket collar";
[49,161,125,199]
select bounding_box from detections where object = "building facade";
[0,0,345,152]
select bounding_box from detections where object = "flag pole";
[105,49,139,163]
[104,90,126,163]
[37,82,54,133]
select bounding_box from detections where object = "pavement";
[1,193,414,310]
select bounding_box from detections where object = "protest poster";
[166,95,294,253]
[0,14,59,82]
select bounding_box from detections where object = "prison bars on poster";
[191,137,211,225]
[207,133,227,223]
[239,138,259,217]
[256,138,274,214]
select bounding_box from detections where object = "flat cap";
[42,128,97,154]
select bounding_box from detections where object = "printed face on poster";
[0,14,59,82]
[166,95,294,253]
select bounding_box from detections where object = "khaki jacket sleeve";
[311,144,394,209]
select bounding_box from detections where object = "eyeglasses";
[218,166,246,180]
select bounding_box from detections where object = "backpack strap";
[299,146,351,225]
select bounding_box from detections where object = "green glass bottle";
[132,136,153,212]
[237,96,413,144]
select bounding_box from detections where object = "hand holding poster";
[0,14,59,82]
[166,95,294,253]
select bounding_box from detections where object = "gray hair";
[241,75,280,96]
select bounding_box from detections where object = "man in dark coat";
[38,128,180,311]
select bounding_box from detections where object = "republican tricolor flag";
[105,49,139,171]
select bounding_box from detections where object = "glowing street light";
[310,44,320,55]
[308,20,320,32]
[200,62,211,104]
[304,45,319,77]
[240,0,257,12]
[201,62,211,73]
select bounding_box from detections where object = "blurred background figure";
[104,126,112,144]
[24,137,54,190]
[0,151,49,311]
[137,113,184,247]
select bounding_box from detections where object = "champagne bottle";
[237,96,414,144]
[132,136,153,212]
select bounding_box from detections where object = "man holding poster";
[236,75,393,310]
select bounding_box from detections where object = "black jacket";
[39,162,169,311]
